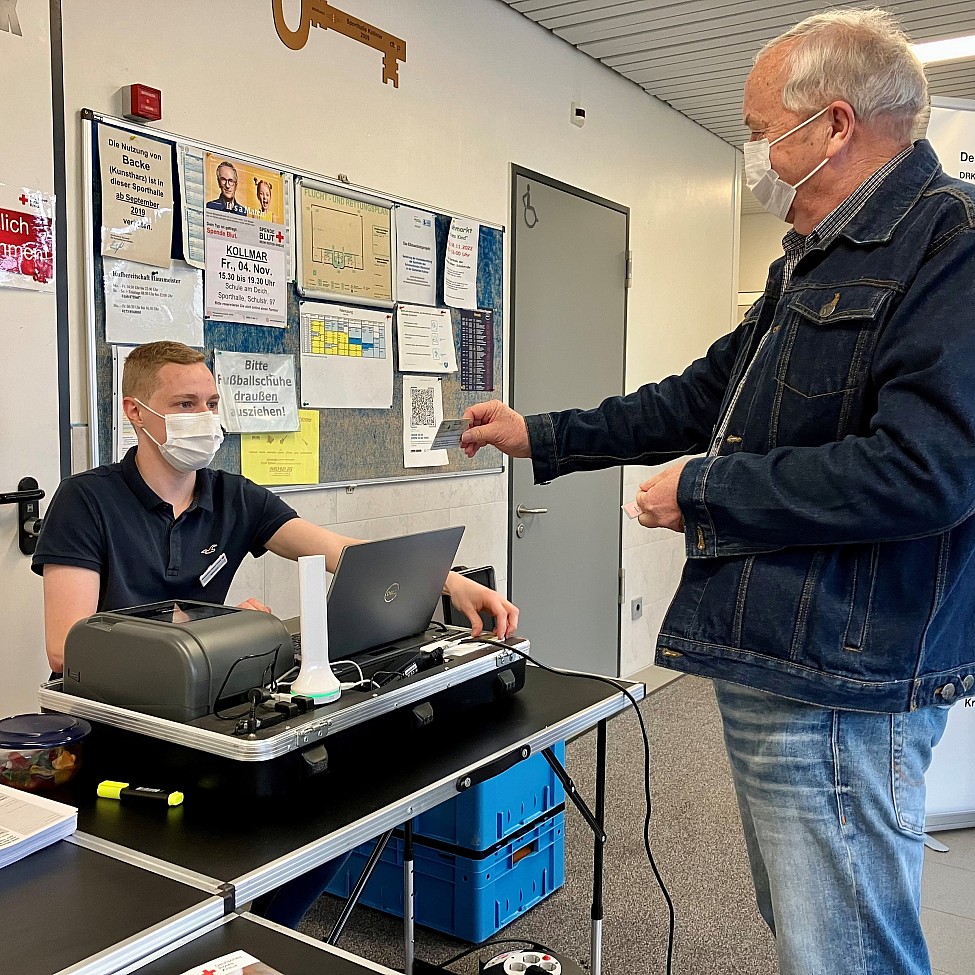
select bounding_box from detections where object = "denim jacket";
[527,141,975,713]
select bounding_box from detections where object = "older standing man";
[462,10,975,975]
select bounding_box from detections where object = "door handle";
[515,504,548,517]
[1,477,45,556]
[0,486,45,505]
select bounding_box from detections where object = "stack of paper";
[0,784,77,869]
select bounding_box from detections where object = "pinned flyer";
[395,205,437,305]
[0,183,55,292]
[444,218,479,309]
[397,304,457,373]
[214,350,298,433]
[103,258,203,347]
[403,376,448,468]
[98,125,174,268]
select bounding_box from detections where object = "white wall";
[54,0,739,676]
[0,1,64,714]
[739,210,786,294]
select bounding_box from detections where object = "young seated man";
[32,340,518,926]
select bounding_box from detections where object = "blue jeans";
[712,680,949,975]
[250,854,349,928]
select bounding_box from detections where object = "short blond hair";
[122,342,205,401]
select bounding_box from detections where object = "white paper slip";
[622,500,641,519]
[431,418,471,449]
[0,785,77,870]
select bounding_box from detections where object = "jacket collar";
[827,139,942,247]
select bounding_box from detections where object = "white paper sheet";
[394,205,437,305]
[103,258,203,347]
[112,344,139,461]
[0,785,77,869]
[299,301,393,409]
[204,211,288,327]
[444,218,479,309]
[403,376,448,467]
[396,304,457,374]
[214,350,299,433]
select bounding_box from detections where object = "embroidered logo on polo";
[201,544,218,555]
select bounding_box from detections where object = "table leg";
[591,719,607,975]
[328,828,395,945]
[404,818,415,975]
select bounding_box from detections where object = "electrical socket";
[631,597,643,621]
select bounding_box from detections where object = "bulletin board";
[81,109,504,489]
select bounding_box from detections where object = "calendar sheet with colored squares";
[299,300,393,409]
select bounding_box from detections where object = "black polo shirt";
[32,447,299,611]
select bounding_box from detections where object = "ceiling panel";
[500,0,975,213]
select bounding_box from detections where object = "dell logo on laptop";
[384,583,400,603]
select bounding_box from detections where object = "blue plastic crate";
[413,740,566,850]
[325,810,565,943]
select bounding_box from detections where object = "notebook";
[326,527,465,659]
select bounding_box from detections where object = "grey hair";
[757,8,927,141]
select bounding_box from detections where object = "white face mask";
[135,400,224,473]
[743,107,830,221]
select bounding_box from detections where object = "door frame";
[508,165,630,672]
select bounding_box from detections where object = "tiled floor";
[923,828,975,975]
[626,665,975,974]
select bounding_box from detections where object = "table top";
[65,668,641,905]
[125,914,400,975]
[0,839,222,975]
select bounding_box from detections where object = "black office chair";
[441,564,497,631]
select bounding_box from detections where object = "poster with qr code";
[403,375,448,468]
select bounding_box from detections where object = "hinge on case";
[625,250,633,289]
[618,567,625,605]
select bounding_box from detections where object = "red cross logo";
[276,231,284,243]
[19,194,28,206]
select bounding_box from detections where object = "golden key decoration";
[273,0,407,87]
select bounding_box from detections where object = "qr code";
[410,386,436,426]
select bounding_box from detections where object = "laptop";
[325,526,465,660]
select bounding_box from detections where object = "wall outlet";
[631,597,643,621]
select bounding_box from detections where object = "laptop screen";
[326,527,464,658]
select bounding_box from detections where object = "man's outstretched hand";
[461,400,532,459]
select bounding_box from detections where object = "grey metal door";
[509,169,627,675]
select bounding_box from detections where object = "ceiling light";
[912,34,975,65]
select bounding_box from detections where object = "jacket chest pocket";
[778,284,895,397]
[769,284,897,444]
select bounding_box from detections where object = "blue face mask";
[136,400,224,473]
[743,108,830,221]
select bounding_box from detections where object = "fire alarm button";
[124,84,162,122]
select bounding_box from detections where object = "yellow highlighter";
[97,780,184,807]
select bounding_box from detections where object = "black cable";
[465,638,676,975]
[212,643,282,721]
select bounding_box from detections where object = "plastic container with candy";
[0,713,91,791]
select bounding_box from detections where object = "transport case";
[38,629,529,798]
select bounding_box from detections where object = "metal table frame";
[67,669,642,974]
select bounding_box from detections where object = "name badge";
[200,552,227,587]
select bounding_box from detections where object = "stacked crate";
[325,741,567,943]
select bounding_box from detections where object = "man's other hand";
[635,461,689,533]
[461,401,531,459]
[237,597,272,613]
[444,571,519,639]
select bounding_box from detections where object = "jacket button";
[726,434,742,444]
[939,683,956,702]
[963,675,974,692]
